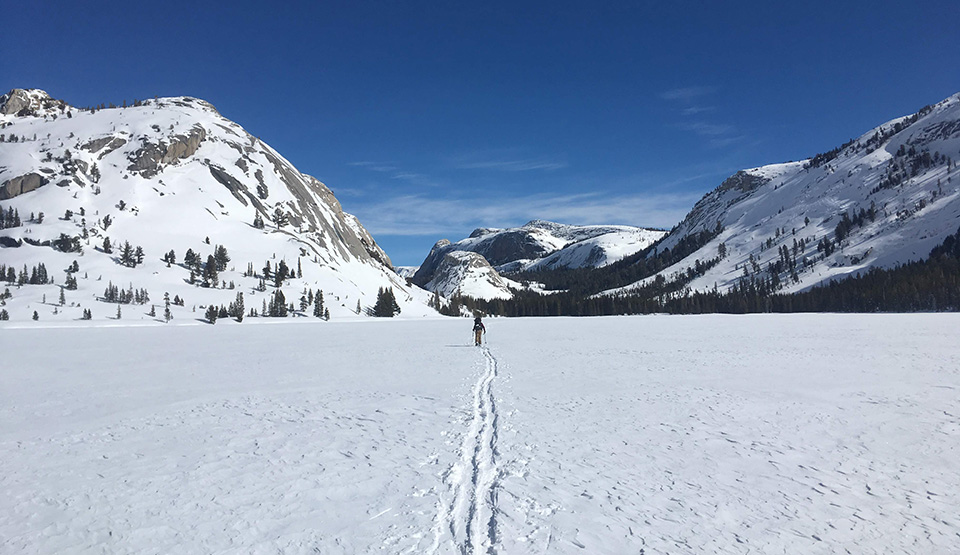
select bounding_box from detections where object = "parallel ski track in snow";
[432,346,501,555]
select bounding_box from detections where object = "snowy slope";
[609,92,960,296]
[0,88,433,321]
[523,226,667,272]
[412,220,665,299]
[3,314,959,553]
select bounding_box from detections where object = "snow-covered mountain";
[411,220,665,299]
[607,92,960,297]
[0,88,432,322]
[417,247,526,300]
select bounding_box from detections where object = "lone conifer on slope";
[373,287,401,317]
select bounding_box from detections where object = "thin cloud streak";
[349,190,702,237]
[349,161,398,173]
[660,86,715,101]
[678,121,736,137]
[681,105,714,116]
[455,158,568,172]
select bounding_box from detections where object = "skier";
[473,316,486,346]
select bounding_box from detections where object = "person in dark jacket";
[473,316,486,346]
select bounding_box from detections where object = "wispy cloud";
[678,121,735,137]
[449,149,568,172]
[350,161,444,188]
[706,136,745,148]
[681,105,714,116]
[347,190,701,237]
[661,86,742,147]
[660,86,715,101]
[454,158,568,172]
[349,161,398,173]
[390,172,444,188]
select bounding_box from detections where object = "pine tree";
[274,260,289,288]
[272,208,289,228]
[214,244,230,271]
[313,290,323,318]
[373,287,401,317]
[268,289,288,317]
[233,292,244,322]
[120,241,135,266]
[59,287,66,306]
[164,292,173,322]
[205,305,219,324]
[203,255,218,287]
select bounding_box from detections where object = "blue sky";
[4,1,957,265]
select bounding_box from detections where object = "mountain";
[411,220,665,299]
[0,88,432,322]
[419,249,524,300]
[614,92,960,297]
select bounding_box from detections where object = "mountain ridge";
[410,220,666,299]
[623,92,960,298]
[0,88,432,322]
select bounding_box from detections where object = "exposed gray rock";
[411,229,548,286]
[717,170,768,195]
[162,125,205,164]
[127,125,206,178]
[411,240,453,286]
[423,250,515,298]
[0,173,48,199]
[0,89,65,116]
[97,137,127,160]
[0,236,23,248]
[81,136,115,153]
[207,163,269,214]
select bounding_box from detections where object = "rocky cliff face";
[421,250,522,300]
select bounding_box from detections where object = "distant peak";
[469,227,499,238]
[523,219,562,228]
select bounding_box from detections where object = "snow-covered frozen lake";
[2,314,959,554]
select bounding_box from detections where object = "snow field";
[2,314,960,554]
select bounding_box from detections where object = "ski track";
[433,346,501,555]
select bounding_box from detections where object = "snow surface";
[3,314,959,553]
